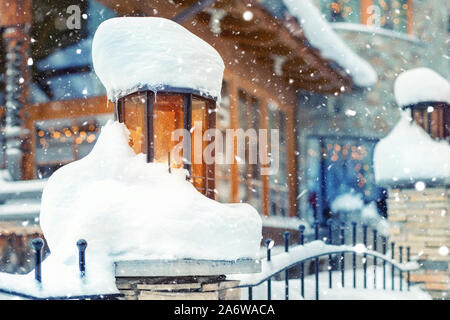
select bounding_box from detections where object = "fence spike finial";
[32,238,44,284]
[299,225,306,245]
[283,231,290,253]
[265,238,273,262]
[77,239,88,278]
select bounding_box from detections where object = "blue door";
[305,136,381,225]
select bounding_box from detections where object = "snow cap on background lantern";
[92,17,225,101]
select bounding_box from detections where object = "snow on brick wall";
[374,112,450,184]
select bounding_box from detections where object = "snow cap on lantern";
[92,17,225,101]
[374,111,450,185]
[394,68,450,108]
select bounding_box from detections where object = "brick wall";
[115,276,240,300]
[387,186,449,299]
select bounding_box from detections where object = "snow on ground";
[240,266,431,300]
[331,193,390,236]
[374,111,450,185]
[394,68,450,107]
[92,17,225,101]
[282,0,377,87]
[331,192,364,212]
[0,121,261,298]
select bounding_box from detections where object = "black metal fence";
[238,219,416,300]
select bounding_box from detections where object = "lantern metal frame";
[403,101,450,140]
[114,87,217,199]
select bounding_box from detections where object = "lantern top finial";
[92,17,225,101]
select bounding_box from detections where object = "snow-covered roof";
[92,17,225,101]
[374,112,450,185]
[281,0,377,87]
[394,68,450,107]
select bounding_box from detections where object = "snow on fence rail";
[231,220,419,300]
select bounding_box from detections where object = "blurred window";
[268,102,288,216]
[322,0,361,23]
[322,0,410,33]
[34,114,112,178]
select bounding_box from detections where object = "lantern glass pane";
[153,94,184,167]
[191,98,208,192]
[123,93,147,155]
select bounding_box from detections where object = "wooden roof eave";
[277,12,355,94]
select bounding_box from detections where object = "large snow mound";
[394,68,450,107]
[374,112,450,184]
[282,0,377,87]
[41,121,262,262]
[0,121,261,297]
[92,17,225,101]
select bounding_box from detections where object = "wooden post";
[260,99,270,216]
[0,1,31,27]
[227,75,240,203]
[407,0,413,35]
[286,106,298,217]
[1,0,32,180]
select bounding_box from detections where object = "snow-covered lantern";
[92,17,225,198]
[394,68,450,141]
